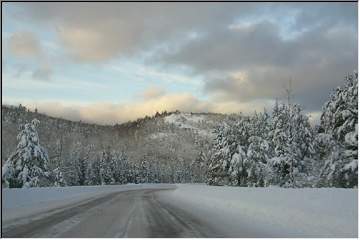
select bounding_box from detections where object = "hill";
[2,105,226,184]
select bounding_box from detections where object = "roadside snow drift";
[158,184,358,238]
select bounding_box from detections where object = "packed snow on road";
[2,184,174,222]
[2,184,357,237]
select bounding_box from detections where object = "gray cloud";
[14,2,260,62]
[6,2,358,114]
[293,3,357,30]
[9,32,42,58]
[157,4,357,111]
[32,64,52,81]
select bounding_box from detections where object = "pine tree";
[191,151,207,183]
[2,119,51,188]
[63,142,82,185]
[139,159,149,183]
[48,139,67,187]
[52,167,66,187]
[119,151,129,184]
[318,72,358,187]
[207,122,235,185]
[228,145,247,186]
[86,158,101,185]
[268,104,314,187]
[246,136,270,187]
[99,148,113,185]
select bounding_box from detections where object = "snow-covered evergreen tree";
[318,72,358,187]
[246,136,270,187]
[99,148,113,185]
[52,167,66,187]
[227,116,251,185]
[86,157,101,185]
[268,103,314,187]
[62,142,82,186]
[207,122,235,185]
[109,151,127,184]
[228,145,247,186]
[139,159,149,183]
[2,119,51,188]
[191,151,207,183]
[47,139,67,187]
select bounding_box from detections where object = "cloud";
[10,92,272,125]
[57,23,141,62]
[32,64,52,81]
[141,86,166,100]
[7,31,54,81]
[12,94,205,124]
[4,2,357,117]
[159,7,357,111]
[15,2,259,62]
[9,32,42,58]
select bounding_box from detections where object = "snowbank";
[158,184,358,237]
[2,184,174,223]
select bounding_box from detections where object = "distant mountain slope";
[2,105,226,183]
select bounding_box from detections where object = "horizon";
[2,102,322,127]
[2,2,357,124]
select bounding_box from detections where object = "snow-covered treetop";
[320,72,358,142]
[17,119,41,149]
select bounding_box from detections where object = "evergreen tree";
[113,151,128,184]
[228,145,247,186]
[86,157,101,185]
[207,123,235,185]
[2,119,51,188]
[62,142,82,185]
[268,104,314,187]
[139,159,149,183]
[191,151,207,183]
[318,72,358,187]
[52,167,66,187]
[246,136,270,187]
[99,148,113,185]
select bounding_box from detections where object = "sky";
[2,2,358,125]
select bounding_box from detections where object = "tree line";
[2,73,357,188]
[207,73,357,188]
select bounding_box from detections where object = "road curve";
[2,188,222,238]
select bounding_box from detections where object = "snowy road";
[2,184,357,238]
[2,188,221,238]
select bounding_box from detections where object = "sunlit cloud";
[2,2,357,124]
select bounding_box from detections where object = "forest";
[1,73,358,188]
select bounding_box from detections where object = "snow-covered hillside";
[165,112,208,129]
[164,112,220,138]
[2,107,224,186]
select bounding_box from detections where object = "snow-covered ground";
[164,113,206,128]
[158,184,358,237]
[164,112,215,138]
[2,184,174,223]
[2,184,357,237]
